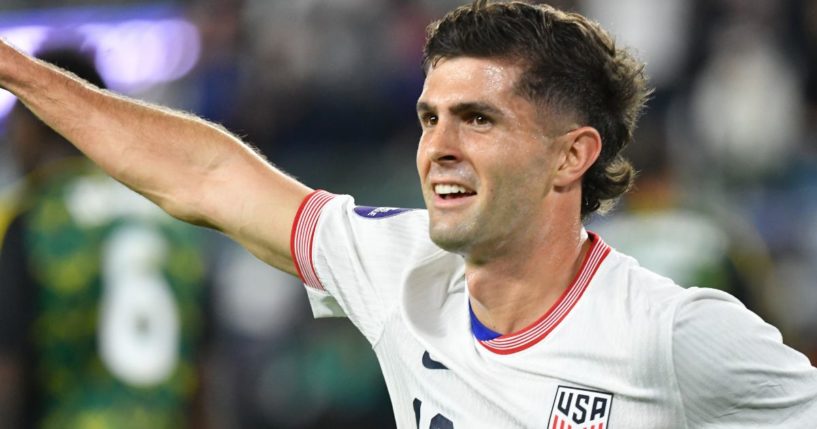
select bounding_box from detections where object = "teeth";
[435,184,470,195]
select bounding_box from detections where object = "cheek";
[415,152,428,185]
[415,138,426,175]
[488,151,554,199]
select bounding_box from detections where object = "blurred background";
[0,0,815,428]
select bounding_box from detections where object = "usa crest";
[547,386,613,429]
[353,206,412,219]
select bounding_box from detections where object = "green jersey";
[0,159,209,429]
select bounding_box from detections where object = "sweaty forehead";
[419,57,523,106]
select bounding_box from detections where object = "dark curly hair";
[423,0,651,219]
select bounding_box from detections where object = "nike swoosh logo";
[422,351,448,370]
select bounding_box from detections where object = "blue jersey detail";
[353,206,412,219]
[421,351,448,370]
[469,302,502,341]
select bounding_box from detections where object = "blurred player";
[0,48,211,429]
[0,1,815,428]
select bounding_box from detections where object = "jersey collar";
[472,231,611,355]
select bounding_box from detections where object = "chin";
[428,223,472,254]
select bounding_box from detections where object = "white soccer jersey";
[290,191,817,429]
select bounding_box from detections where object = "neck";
[465,208,589,335]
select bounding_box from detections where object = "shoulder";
[597,244,771,342]
[593,244,694,313]
[295,191,446,302]
[670,286,817,423]
[588,242,748,359]
[306,191,437,257]
[317,193,429,227]
[593,243,817,422]
[670,286,800,362]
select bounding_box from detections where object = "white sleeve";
[672,288,817,427]
[290,190,444,344]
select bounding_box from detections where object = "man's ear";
[553,126,601,188]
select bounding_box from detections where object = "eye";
[419,113,438,127]
[467,113,491,127]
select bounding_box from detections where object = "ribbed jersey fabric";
[291,191,817,429]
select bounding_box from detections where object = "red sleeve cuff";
[290,190,335,290]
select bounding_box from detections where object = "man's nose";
[424,120,461,164]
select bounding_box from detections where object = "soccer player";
[1,1,815,427]
[0,49,211,429]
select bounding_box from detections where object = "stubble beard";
[428,189,542,263]
[428,215,480,256]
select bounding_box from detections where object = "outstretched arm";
[0,40,311,275]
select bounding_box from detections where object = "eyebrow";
[416,101,433,113]
[416,101,504,118]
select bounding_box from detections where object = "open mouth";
[434,183,477,200]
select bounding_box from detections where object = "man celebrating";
[1,1,815,427]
